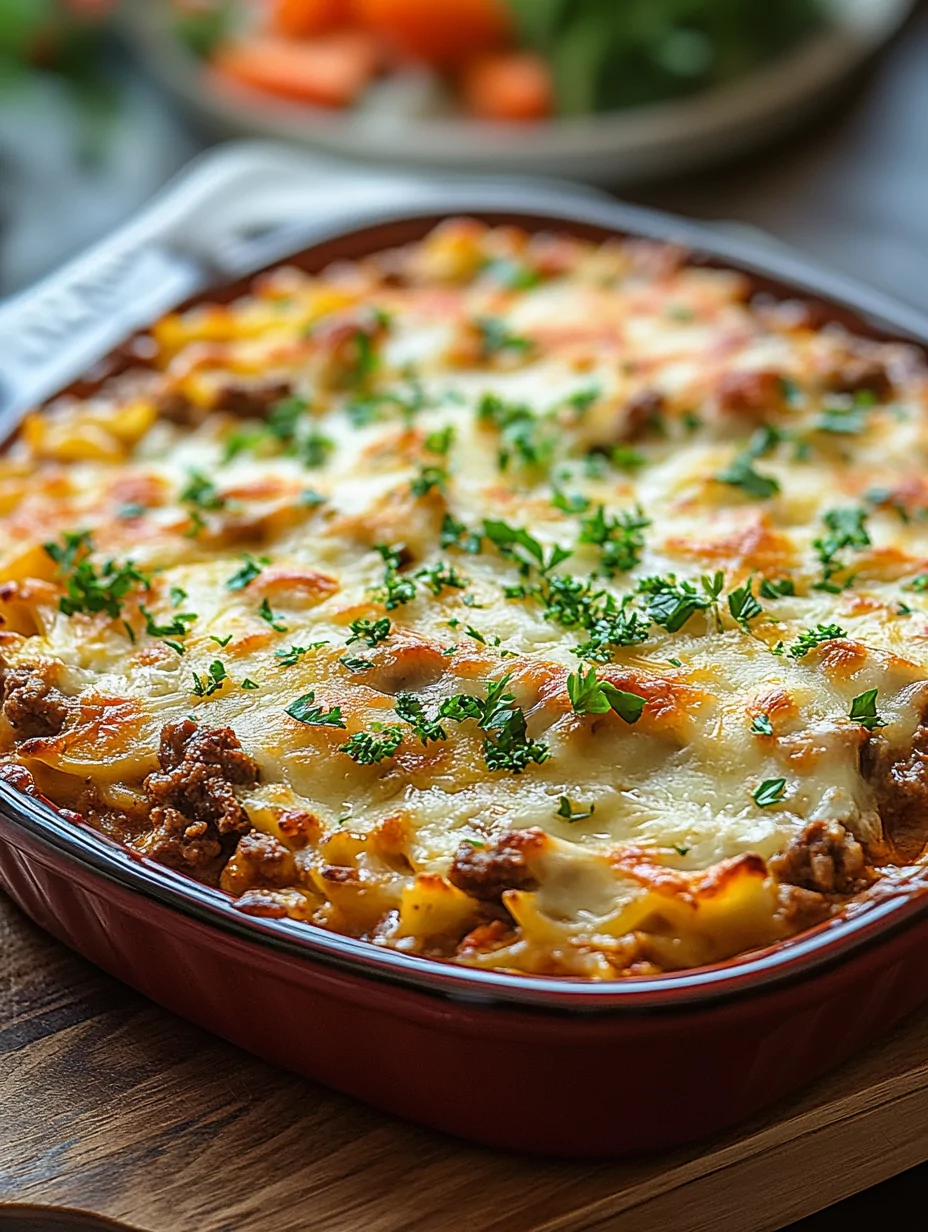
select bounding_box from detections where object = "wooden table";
[5,8,928,1230]
[4,886,928,1232]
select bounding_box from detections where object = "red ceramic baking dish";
[4,144,928,1158]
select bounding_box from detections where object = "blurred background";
[0,0,926,305]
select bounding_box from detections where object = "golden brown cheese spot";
[252,567,339,608]
[664,515,796,578]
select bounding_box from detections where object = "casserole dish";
[4,143,928,1156]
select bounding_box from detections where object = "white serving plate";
[123,0,913,186]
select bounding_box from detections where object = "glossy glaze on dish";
[3,218,928,984]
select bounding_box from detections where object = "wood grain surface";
[2,889,928,1232]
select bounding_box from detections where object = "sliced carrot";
[460,51,553,122]
[356,0,511,68]
[269,0,358,39]
[210,32,379,108]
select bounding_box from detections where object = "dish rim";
[5,190,928,1017]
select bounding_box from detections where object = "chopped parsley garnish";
[816,403,868,435]
[302,432,334,469]
[760,577,796,599]
[340,725,404,764]
[566,667,646,723]
[475,316,534,361]
[226,553,268,591]
[480,256,540,291]
[410,464,448,498]
[716,428,781,500]
[180,469,224,510]
[44,533,149,621]
[483,519,571,576]
[285,691,346,728]
[424,426,455,455]
[812,507,870,592]
[906,575,928,592]
[372,544,416,610]
[752,778,786,808]
[170,586,188,607]
[751,714,774,736]
[637,572,723,634]
[257,597,288,633]
[552,488,591,514]
[440,513,483,555]
[556,796,595,823]
[266,395,306,441]
[117,502,145,520]
[210,634,233,648]
[348,616,391,647]
[727,579,763,631]
[578,505,650,576]
[395,693,447,745]
[477,393,555,472]
[609,445,646,471]
[339,655,374,672]
[573,601,650,663]
[437,675,548,774]
[849,689,885,731]
[564,384,602,414]
[789,623,847,659]
[191,660,228,698]
[163,640,185,656]
[240,678,259,690]
[275,641,329,665]
[415,561,468,596]
[139,605,198,638]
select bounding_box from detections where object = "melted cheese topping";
[2,218,928,979]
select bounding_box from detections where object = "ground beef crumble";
[769,820,868,896]
[0,664,72,739]
[448,829,542,903]
[142,719,259,879]
[861,725,928,862]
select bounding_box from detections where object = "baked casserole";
[2,219,927,980]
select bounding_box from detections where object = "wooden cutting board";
[3,888,928,1232]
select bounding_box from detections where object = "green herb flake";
[226,553,268,592]
[340,725,404,764]
[578,505,650,576]
[349,616,391,647]
[139,604,198,639]
[812,507,870,593]
[760,577,795,599]
[788,623,847,659]
[566,667,646,724]
[44,532,150,622]
[475,316,535,361]
[556,796,595,823]
[849,689,885,731]
[372,544,417,610]
[752,778,786,808]
[257,596,288,633]
[395,693,448,745]
[410,464,448,499]
[275,641,329,666]
[180,469,224,510]
[285,691,346,728]
[339,655,374,672]
[751,714,774,736]
[191,660,228,698]
[727,579,763,631]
